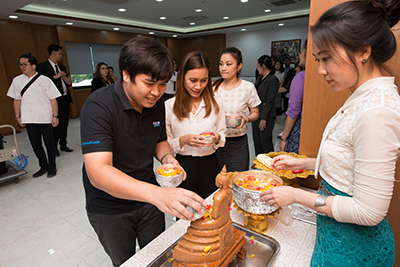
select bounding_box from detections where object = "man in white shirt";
[7,54,61,178]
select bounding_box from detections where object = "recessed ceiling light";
[241,28,246,31]
[195,9,202,12]
[240,0,249,2]
[9,15,18,19]
[264,9,271,13]
[223,16,229,20]
[66,22,73,25]
[159,16,166,20]
[118,8,126,12]
[155,0,163,2]
[278,23,284,26]
[190,22,196,25]
[113,27,120,31]
[149,32,154,35]
[173,35,178,38]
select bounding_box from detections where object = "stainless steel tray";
[148,222,280,267]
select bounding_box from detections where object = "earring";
[361,58,368,64]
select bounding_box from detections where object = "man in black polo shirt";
[80,37,207,266]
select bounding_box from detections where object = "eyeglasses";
[18,63,31,68]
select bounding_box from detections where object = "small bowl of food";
[226,116,242,129]
[155,164,184,187]
[232,170,283,214]
[199,132,215,145]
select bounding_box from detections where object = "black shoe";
[47,169,57,178]
[32,168,48,178]
[60,146,73,152]
[55,148,60,157]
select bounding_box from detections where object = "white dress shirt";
[165,96,226,157]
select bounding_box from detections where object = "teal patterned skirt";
[310,180,395,267]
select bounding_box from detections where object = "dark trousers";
[54,95,70,147]
[176,153,219,199]
[26,124,56,170]
[87,203,165,267]
[252,117,275,155]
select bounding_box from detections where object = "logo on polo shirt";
[153,121,161,127]
[81,141,100,146]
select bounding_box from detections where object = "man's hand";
[152,187,207,221]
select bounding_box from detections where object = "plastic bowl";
[232,170,283,214]
[155,164,184,188]
[226,116,242,129]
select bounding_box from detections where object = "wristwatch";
[53,115,58,118]
[314,194,328,207]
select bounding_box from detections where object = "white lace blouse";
[315,77,400,226]
[165,96,226,157]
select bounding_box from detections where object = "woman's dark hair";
[257,55,273,70]
[94,62,108,77]
[19,53,38,66]
[213,47,243,91]
[174,51,219,120]
[275,60,284,73]
[119,37,173,83]
[311,0,400,70]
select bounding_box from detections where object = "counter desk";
[121,191,317,267]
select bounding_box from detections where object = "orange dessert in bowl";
[199,131,215,145]
[155,164,184,187]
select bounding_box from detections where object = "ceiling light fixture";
[149,32,154,35]
[223,16,229,20]
[155,0,164,2]
[9,15,18,19]
[278,23,284,26]
[264,9,271,13]
[159,16,166,20]
[190,22,196,25]
[240,0,249,3]
[195,9,202,12]
[66,22,73,25]
[118,8,126,12]
[173,35,178,38]
[113,27,120,31]
[241,28,246,31]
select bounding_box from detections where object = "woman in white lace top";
[260,1,400,266]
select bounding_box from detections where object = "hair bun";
[371,0,400,27]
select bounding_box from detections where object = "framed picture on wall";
[271,39,301,63]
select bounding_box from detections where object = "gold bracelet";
[160,152,173,164]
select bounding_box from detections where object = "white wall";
[225,24,309,77]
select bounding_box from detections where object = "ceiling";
[1,0,310,38]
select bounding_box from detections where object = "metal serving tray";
[148,223,280,267]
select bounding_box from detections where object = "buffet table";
[121,193,317,267]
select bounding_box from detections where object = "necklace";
[191,101,201,114]
[223,78,240,91]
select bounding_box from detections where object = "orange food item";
[156,165,183,177]
[199,132,214,137]
[234,175,281,191]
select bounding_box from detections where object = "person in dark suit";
[252,55,280,155]
[37,44,74,156]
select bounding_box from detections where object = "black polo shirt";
[80,79,167,214]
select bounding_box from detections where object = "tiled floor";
[0,115,285,267]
